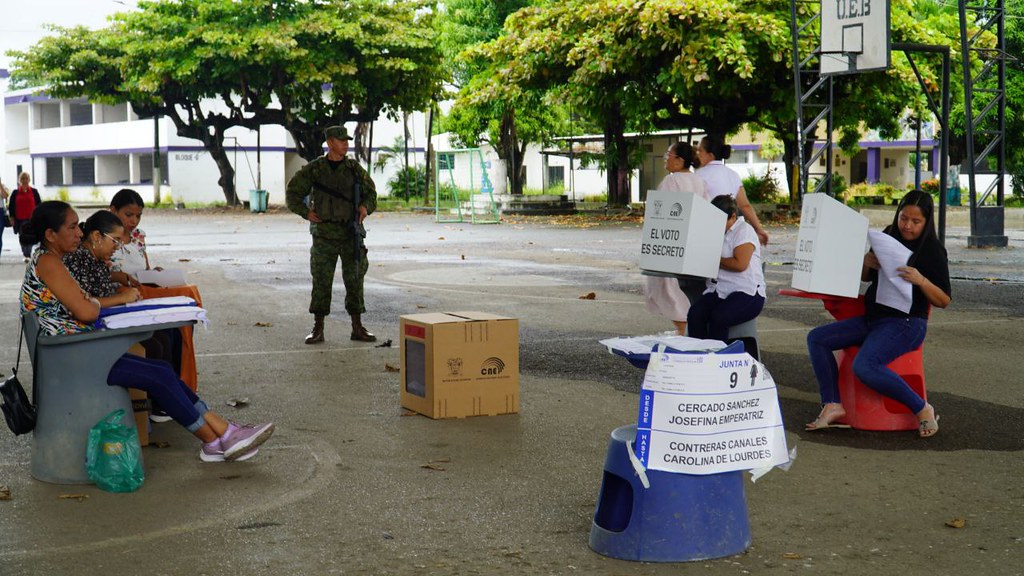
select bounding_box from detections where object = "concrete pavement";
[0,210,1020,576]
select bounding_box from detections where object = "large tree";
[10,0,443,204]
[437,0,566,195]
[474,0,967,206]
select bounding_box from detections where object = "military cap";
[324,125,353,141]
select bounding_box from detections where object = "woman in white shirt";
[695,135,770,245]
[644,142,709,334]
[687,195,766,341]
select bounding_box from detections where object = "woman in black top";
[805,190,951,437]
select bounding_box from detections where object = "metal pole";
[915,117,922,190]
[939,49,950,244]
[153,115,161,204]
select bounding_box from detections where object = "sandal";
[918,410,940,438]
[805,404,851,431]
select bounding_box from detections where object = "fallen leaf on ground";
[579,292,597,300]
[385,363,400,372]
[461,254,466,260]
[401,410,418,417]
[149,441,171,448]
[58,494,89,501]
[178,258,191,262]
[438,237,445,240]
[416,304,427,309]
[375,339,393,348]
[226,398,250,408]
[0,486,10,501]
[420,461,447,471]
[945,517,967,529]
[782,552,803,560]
[253,322,272,327]
[219,474,242,481]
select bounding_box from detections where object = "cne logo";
[669,203,683,217]
[447,358,463,377]
[480,357,506,376]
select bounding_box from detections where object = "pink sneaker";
[200,437,259,463]
[221,422,275,461]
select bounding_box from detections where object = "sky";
[0,0,138,70]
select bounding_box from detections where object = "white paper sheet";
[599,333,728,356]
[135,268,188,287]
[868,230,913,313]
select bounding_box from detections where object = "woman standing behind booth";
[687,196,766,341]
[644,142,710,335]
[695,136,769,246]
[805,190,950,437]
[20,201,274,462]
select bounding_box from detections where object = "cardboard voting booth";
[633,350,789,475]
[639,190,726,279]
[791,193,869,298]
[400,311,519,419]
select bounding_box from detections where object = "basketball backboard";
[820,0,891,75]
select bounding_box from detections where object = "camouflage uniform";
[286,155,377,318]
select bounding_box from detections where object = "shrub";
[742,167,783,203]
[842,182,905,206]
[387,166,427,200]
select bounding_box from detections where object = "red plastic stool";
[779,289,928,431]
[835,346,926,431]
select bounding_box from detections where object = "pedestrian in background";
[9,172,41,262]
[0,179,9,260]
[285,125,378,344]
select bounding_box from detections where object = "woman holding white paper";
[20,201,275,462]
[805,190,950,437]
[695,135,769,245]
[107,188,152,286]
[644,142,709,335]
[686,195,766,341]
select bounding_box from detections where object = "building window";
[69,103,93,126]
[139,153,169,184]
[725,150,748,165]
[70,157,95,184]
[437,152,455,171]
[46,157,63,186]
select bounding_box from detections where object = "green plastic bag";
[85,409,144,493]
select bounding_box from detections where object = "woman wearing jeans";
[20,201,275,462]
[805,190,951,437]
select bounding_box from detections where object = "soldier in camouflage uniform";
[286,125,378,344]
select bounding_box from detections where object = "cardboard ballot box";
[400,311,519,419]
[791,193,869,298]
[639,190,726,279]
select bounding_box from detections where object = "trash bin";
[249,189,268,213]
[946,186,961,206]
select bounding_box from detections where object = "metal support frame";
[790,0,835,200]
[958,0,1009,248]
[893,43,951,244]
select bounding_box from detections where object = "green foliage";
[9,0,444,203]
[55,188,70,202]
[742,167,783,203]
[842,182,906,206]
[920,178,940,195]
[388,166,428,200]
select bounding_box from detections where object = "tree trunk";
[164,106,239,206]
[497,107,525,195]
[603,102,630,207]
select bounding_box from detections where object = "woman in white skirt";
[644,142,709,334]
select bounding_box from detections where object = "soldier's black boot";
[305,315,325,344]
[350,314,376,342]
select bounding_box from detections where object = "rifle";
[311,175,365,253]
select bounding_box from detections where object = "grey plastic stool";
[22,311,188,484]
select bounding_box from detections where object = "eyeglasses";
[103,233,124,249]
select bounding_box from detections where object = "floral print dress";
[110,227,148,274]
[21,248,96,335]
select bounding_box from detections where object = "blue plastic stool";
[589,424,752,562]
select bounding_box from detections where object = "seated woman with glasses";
[22,201,274,462]
[63,211,143,307]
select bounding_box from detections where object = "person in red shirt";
[9,172,42,261]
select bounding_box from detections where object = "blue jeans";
[107,354,209,432]
[806,316,928,413]
[687,291,765,341]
